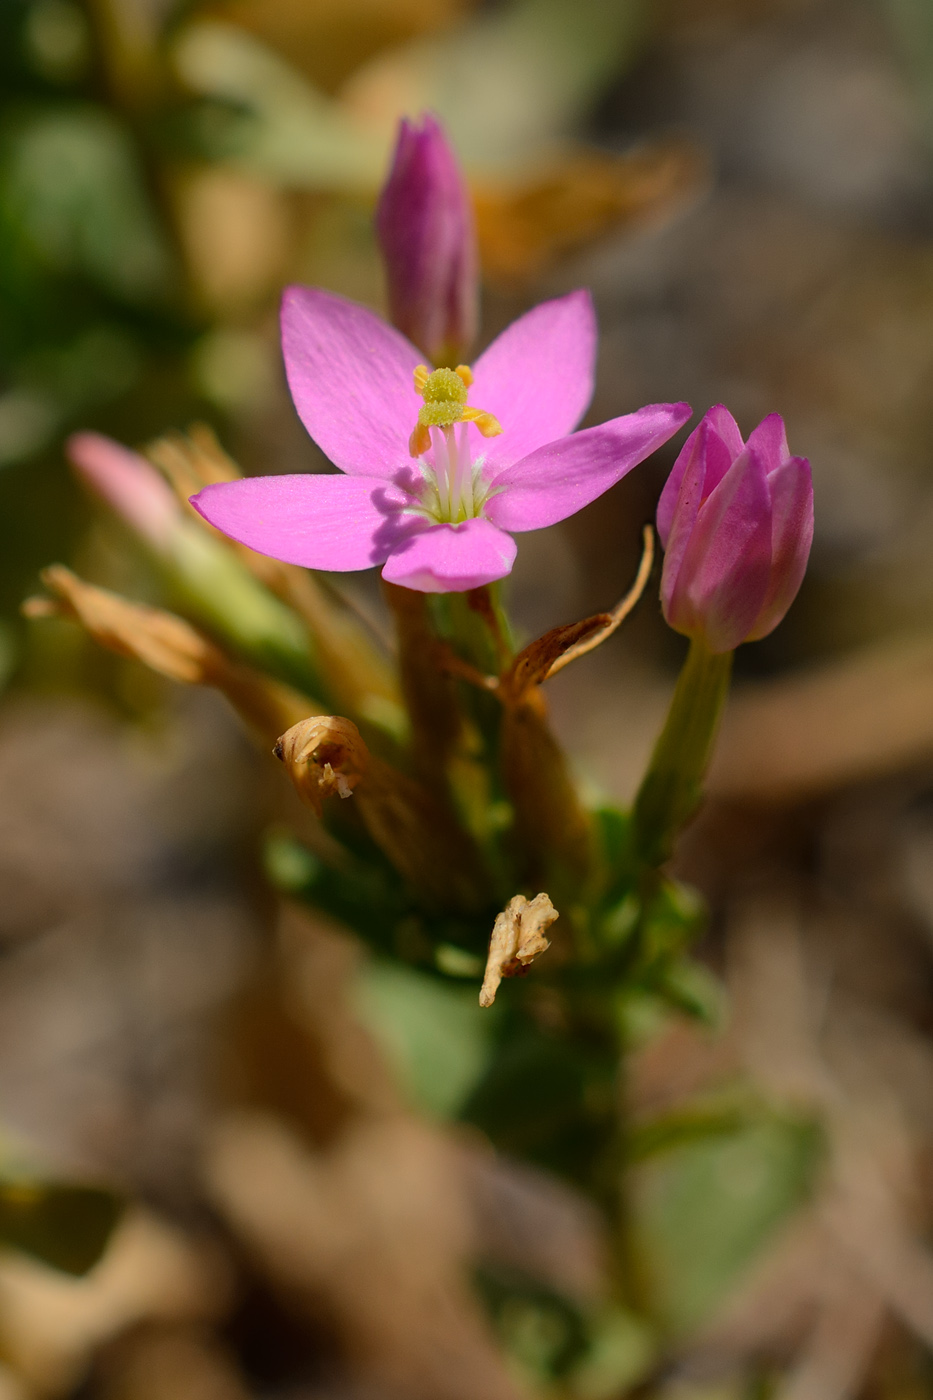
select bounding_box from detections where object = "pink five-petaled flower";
[657,405,814,653]
[190,287,691,594]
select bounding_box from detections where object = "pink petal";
[67,432,178,550]
[484,403,692,532]
[191,474,424,571]
[656,405,742,547]
[470,290,597,472]
[281,287,423,479]
[382,517,517,592]
[746,412,790,470]
[747,455,813,640]
[665,446,773,653]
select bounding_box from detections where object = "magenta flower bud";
[67,432,179,551]
[375,112,478,367]
[657,406,813,653]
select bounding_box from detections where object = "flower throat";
[407,364,502,525]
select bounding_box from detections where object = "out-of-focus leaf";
[628,1103,755,1164]
[353,960,496,1118]
[476,1266,590,1385]
[640,878,707,968]
[881,0,933,146]
[175,0,649,189]
[0,105,173,300]
[568,1306,657,1399]
[212,0,468,95]
[655,958,725,1026]
[0,1181,123,1276]
[172,23,384,188]
[632,1116,822,1335]
[462,1026,616,1182]
[343,0,650,174]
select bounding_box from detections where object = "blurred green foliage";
[0,1178,123,1276]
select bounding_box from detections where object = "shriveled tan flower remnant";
[479,894,559,1008]
[275,715,487,909]
[274,716,366,818]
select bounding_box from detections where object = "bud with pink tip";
[657,406,813,653]
[375,112,478,367]
[67,431,178,550]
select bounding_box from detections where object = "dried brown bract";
[479,893,558,1008]
[23,566,315,742]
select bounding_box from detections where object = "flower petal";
[485,403,692,532]
[382,517,517,592]
[747,455,813,640]
[656,404,742,547]
[281,286,422,478]
[746,412,790,470]
[470,290,597,472]
[667,445,773,652]
[191,474,424,571]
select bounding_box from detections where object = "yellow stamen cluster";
[409,364,502,457]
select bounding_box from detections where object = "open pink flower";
[657,405,813,652]
[191,287,691,593]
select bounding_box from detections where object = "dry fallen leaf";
[479,893,558,1008]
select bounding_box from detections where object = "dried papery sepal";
[479,893,559,1008]
[24,566,316,742]
[275,716,489,912]
[545,526,654,679]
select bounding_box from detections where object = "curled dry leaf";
[23,566,315,742]
[480,893,559,1008]
[274,716,367,818]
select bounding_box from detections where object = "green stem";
[632,636,733,869]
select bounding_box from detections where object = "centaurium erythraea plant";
[28,109,819,1391]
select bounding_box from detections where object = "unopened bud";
[67,432,178,550]
[375,113,478,367]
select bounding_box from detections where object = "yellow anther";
[409,423,432,457]
[409,361,501,456]
[462,406,502,438]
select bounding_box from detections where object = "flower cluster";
[192,113,812,632]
